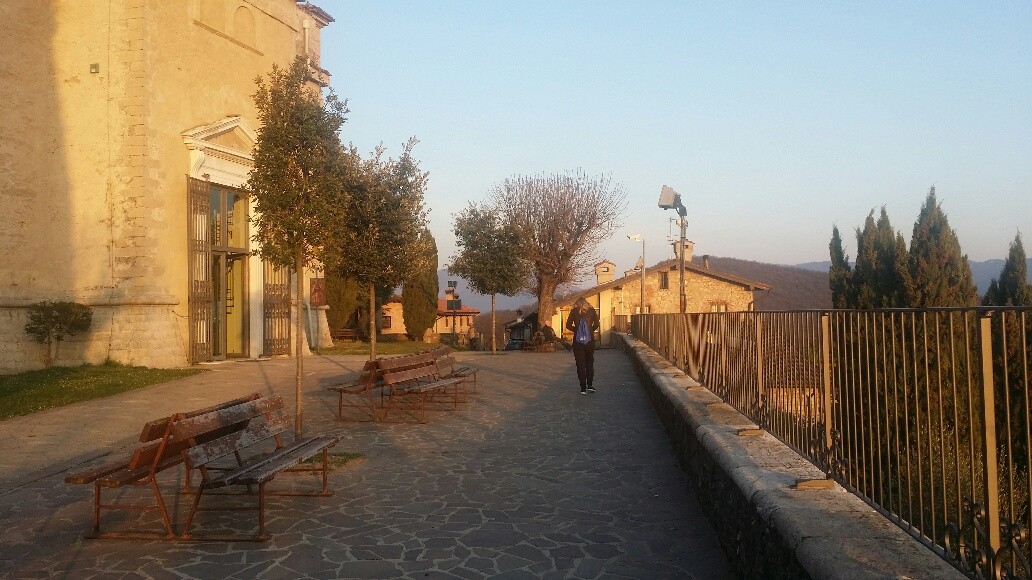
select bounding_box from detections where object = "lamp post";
[658,185,688,314]
[627,234,645,314]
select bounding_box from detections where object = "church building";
[0,1,334,371]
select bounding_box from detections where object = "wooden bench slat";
[186,414,292,468]
[392,377,464,395]
[171,396,282,441]
[205,436,338,489]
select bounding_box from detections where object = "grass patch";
[0,362,206,420]
[316,340,467,356]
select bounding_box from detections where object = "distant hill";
[695,257,832,311]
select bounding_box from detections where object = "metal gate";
[263,262,291,356]
[187,177,212,363]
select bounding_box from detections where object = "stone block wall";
[0,303,188,373]
[619,333,965,579]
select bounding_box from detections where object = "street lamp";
[627,234,645,314]
[658,185,688,314]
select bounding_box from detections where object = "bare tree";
[492,170,626,324]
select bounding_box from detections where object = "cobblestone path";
[0,349,733,579]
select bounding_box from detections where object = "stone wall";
[619,333,965,579]
[0,302,187,373]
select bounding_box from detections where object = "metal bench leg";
[257,481,270,541]
[151,479,176,538]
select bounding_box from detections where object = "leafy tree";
[324,139,430,360]
[325,273,361,331]
[906,187,978,307]
[247,56,349,437]
[24,301,92,366]
[983,233,1032,306]
[402,228,439,341]
[852,208,910,308]
[449,203,528,353]
[829,225,854,308]
[491,170,625,324]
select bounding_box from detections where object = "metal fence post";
[755,314,765,419]
[979,312,1001,553]
[821,313,833,452]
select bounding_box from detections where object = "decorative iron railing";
[633,308,1032,579]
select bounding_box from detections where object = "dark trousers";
[572,341,595,388]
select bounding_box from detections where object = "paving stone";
[335,559,403,578]
[0,352,732,579]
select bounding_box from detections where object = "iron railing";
[633,308,1032,579]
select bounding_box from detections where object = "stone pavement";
[0,349,734,579]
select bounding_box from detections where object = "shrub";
[24,301,93,366]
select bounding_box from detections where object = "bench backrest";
[126,393,263,471]
[426,346,451,359]
[381,361,441,386]
[184,412,292,469]
[171,396,286,468]
[377,351,435,373]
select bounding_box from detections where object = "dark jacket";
[565,306,599,339]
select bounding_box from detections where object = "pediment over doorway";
[182,116,258,187]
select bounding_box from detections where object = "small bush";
[24,301,93,366]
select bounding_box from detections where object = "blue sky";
[322,1,1032,276]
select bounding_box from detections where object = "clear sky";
[321,1,1032,277]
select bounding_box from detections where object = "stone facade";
[551,257,770,346]
[0,1,333,372]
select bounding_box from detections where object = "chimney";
[672,240,694,263]
[594,260,616,285]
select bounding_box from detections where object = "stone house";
[550,241,771,346]
[435,299,480,343]
[0,1,334,372]
[380,296,407,337]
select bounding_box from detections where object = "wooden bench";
[326,358,385,421]
[327,350,448,421]
[379,355,465,423]
[173,395,339,541]
[331,327,358,342]
[430,348,481,394]
[63,394,262,540]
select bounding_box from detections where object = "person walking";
[565,297,599,394]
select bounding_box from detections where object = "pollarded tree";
[907,187,978,307]
[983,233,1032,307]
[449,203,529,353]
[247,56,349,438]
[829,225,854,308]
[402,228,439,341]
[492,171,625,323]
[324,139,430,360]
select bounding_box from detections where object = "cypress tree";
[402,229,440,341]
[983,233,1032,306]
[853,208,909,308]
[829,225,854,308]
[907,187,978,307]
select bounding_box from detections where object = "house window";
[382,316,392,329]
[709,302,728,313]
[659,271,669,290]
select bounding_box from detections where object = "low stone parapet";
[618,333,964,580]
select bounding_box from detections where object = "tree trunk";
[294,248,304,439]
[368,282,377,361]
[537,277,558,331]
[491,294,497,354]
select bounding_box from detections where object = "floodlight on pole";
[658,185,688,314]
[627,234,645,315]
